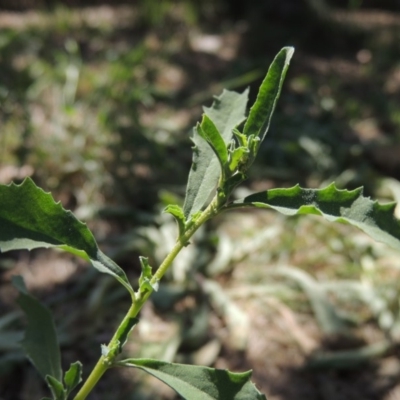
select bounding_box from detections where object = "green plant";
[2,46,400,399]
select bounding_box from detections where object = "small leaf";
[0,178,133,297]
[46,375,66,400]
[197,114,228,169]
[139,256,158,293]
[231,183,400,252]
[243,47,294,150]
[228,146,249,172]
[164,204,186,237]
[12,276,62,382]
[183,89,249,219]
[64,361,82,395]
[113,317,140,353]
[117,358,266,400]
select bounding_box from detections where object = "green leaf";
[183,89,249,219]
[64,361,82,396]
[138,256,158,293]
[112,316,140,354]
[197,114,228,169]
[46,375,66,400]
[228,146,249,173]
[117,358,266,400]
[164,204,186,237]
[231,183,400,252]
[12,276,62,383]
[243,47,294,143]
[0,178,133,296]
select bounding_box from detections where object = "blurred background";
[2,0,400,399]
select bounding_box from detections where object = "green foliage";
[12,276,62,382]
[2,45,400,399]
[242,47,294,168]
[231,183,400,253]
[0,178,134,297]
[183,88,248,219]
[64,362,83,397]
[119,358,266,400]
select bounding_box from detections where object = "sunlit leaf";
[197,114,228,169]
[231,183,400,252]
[117,358,266,400]
[183,89,249,219]
[164,204,186,236]
[0,178,133,296]
[243,47,294,143]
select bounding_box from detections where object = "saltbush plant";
[2,47,400,399]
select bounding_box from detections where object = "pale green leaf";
[118,358,266,400]
[183,89,249,219]
[164,204,186,236]
[12,276,62,383]
[0,178,133,296]
[231,183,400,252]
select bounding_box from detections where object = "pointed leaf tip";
[243,47,294,155]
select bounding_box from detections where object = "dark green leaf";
[112,317,139,354]
[183,89,249,219]
[231,183,400,252]
[64,361,82,395]
[197,114,228,168]
[117,358,266,400]
[12,276,62,382]
[243,47,294,143]
[0,178,133,296]
[46,375,66,400]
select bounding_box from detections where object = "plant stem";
[73,198,219,400]
[73,302,137,400]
